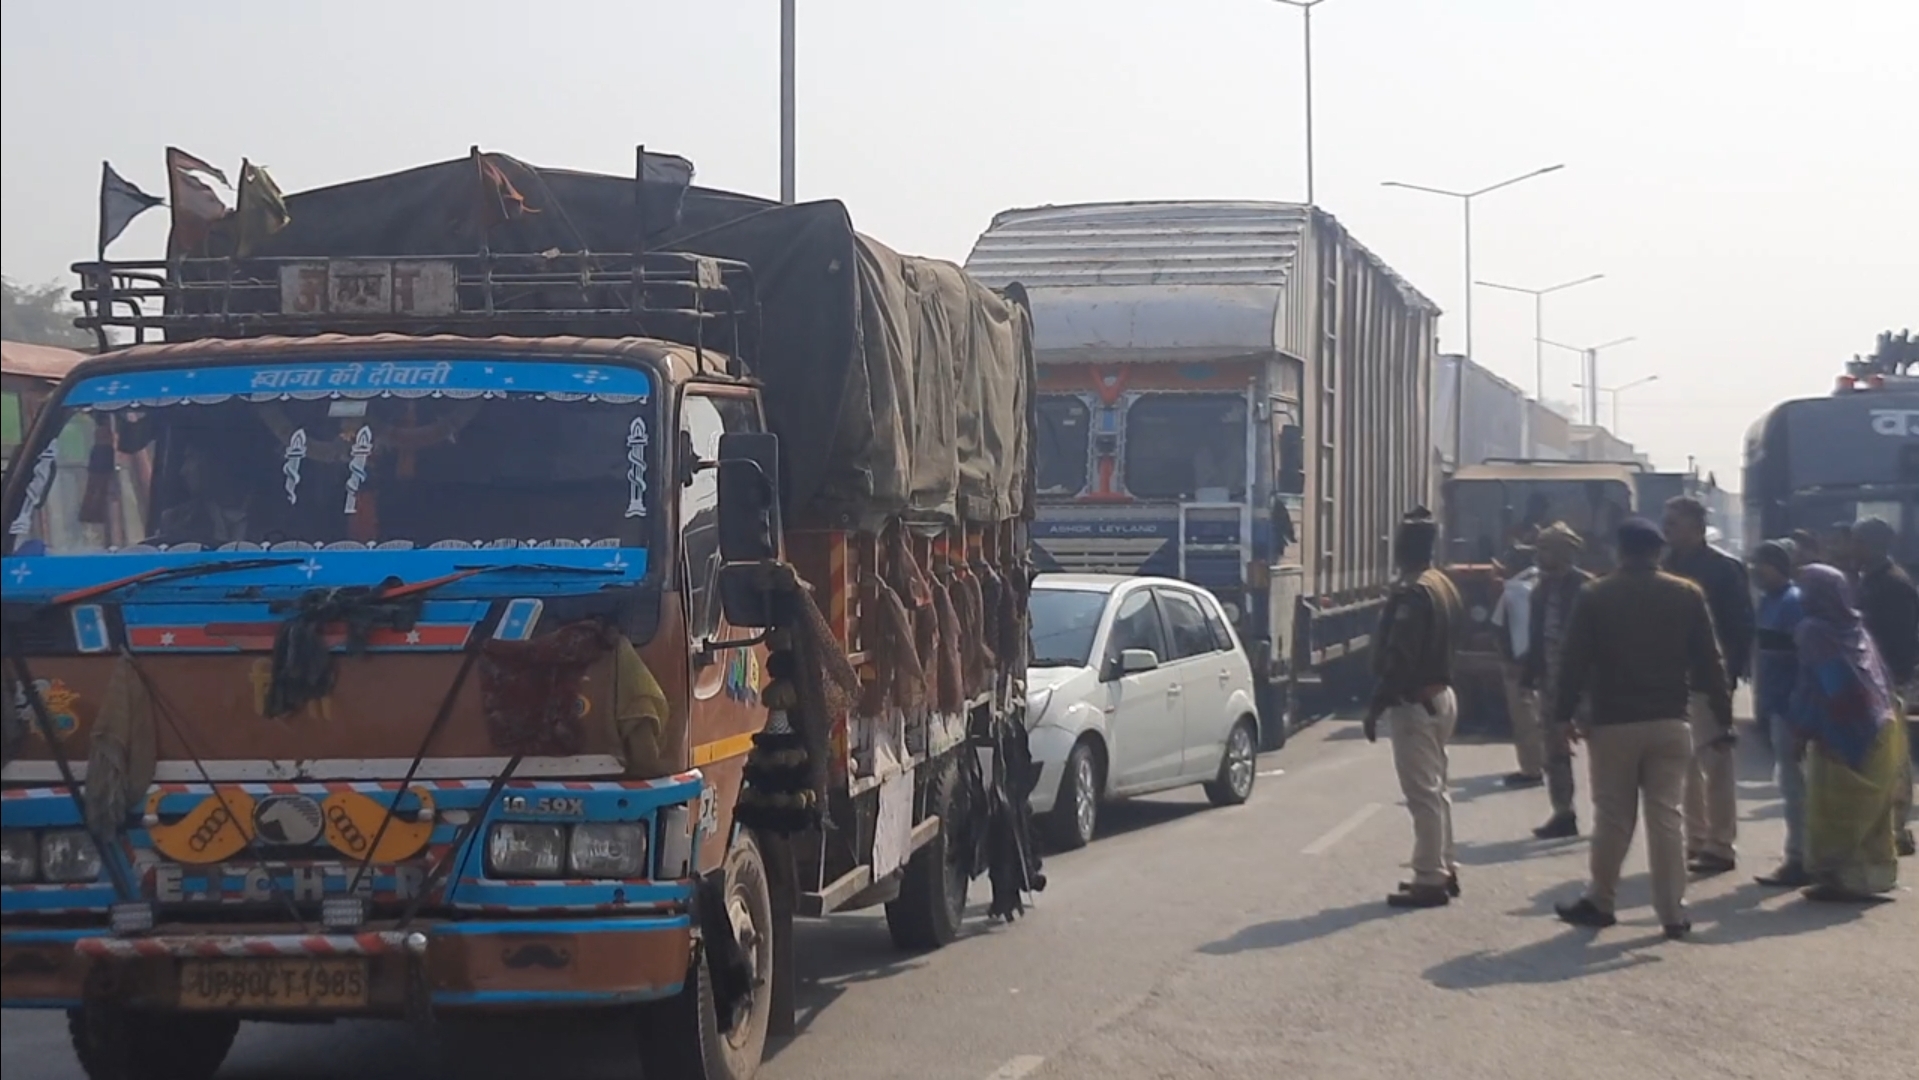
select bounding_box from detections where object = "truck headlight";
[40,829,103,883]
[1,831,38,884]
[568,823,647,878]
[485,823,566,878]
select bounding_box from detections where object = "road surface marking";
[1302,802,1383,855]
[986,1056,1046,1079]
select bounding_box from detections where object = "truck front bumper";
[1,914,691,1013]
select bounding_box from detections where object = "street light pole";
[780,0,796,204]
[1542,335,1637,426]
[1382,163,1565,468]
[1475,273,1605,401]
[1574,374,1658,434]
[1273,0,1328,206]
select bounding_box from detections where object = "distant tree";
[2,277,93,349]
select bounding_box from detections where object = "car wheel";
[1044,741,1100,850]
[1204,719,1258,807]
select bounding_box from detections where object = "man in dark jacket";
[1553,518,1731,940]
[1662,495,1753,875]
[1366,507,1465,909]
[1521,522,1595,839]
[1851,518,1917,857]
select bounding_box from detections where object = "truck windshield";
[1123,394,1247,501]
[4,358,657,557]
[1036,395,1091,496]
[1445,478,1634,568]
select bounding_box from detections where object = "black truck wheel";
[1257,679,1296,753]
[885,757,969,951]
[636,833,775,1080]
[68,1003,238,1080]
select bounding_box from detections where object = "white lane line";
[986,1056,1046,1080]
[1301,802,1383,855]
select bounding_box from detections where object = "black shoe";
[1690,853,1736,877]
[1503,772,1545,789]
[1388,884,1451,908]
[1533,813,1580,840]
[1899,830,1916,858]
[1663,920,1693,941]
[1755,862,1811,888]
[1554,898,1618,928]
[1399,872,1462,898]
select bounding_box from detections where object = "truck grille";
[1036,538,1166,575]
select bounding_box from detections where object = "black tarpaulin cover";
[199,151,1035,531]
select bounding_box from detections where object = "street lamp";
[780,0,796,204]
[1271,0,1333,206]
[1382,162,1565,468]
[1475,273,1605,402]
[1541,335,1637,426]
[1574,374,1659,435]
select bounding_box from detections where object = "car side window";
[1105,590,1167,666]
[1156,589,1219,661]
[1200,595,1237,653]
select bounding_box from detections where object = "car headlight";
[1,831,38,884]
[1026,687,1055,724]
[568,823,647,878]
[486,823,567,878]
[40,829,103,883]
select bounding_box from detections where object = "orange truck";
[0,149,1043,1080]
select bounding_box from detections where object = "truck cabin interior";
[1444,475,1633,573]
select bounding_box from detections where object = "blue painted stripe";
[432,914,691,936]
[1,799,84,829]
[62,358,654,407]
[450,881,692,909]
[1,927,96,945]
[0,546,650,604]
[0,887,116,914]
[430,986,681,1007]
[123,599,491,626]
[0,999,85,1010]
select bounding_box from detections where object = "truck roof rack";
[1474,457,1649,472]
[69,248,761,373]
[1844,329,1916,384]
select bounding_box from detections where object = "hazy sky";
[4,0,1914,483]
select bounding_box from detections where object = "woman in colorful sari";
[1787,564,1906,901]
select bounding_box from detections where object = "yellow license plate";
[177,958,369,1010]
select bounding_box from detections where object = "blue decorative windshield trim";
[62,358,653,410]
[0,546,648,603]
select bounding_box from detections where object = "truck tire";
[1257,680,1296,753]
[68,1003,237,1080]
[885,757,969,951]
[1042,740,1100,851]
[636,834,775,1080]
[1204,719,1259,807]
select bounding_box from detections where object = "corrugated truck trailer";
[965,201,1439,751]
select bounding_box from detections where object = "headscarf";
[1788,563,1893,771]
[1751,539,1794,578]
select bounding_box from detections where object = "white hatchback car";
[1025,574,1261,849]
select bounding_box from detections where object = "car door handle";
[1217,670,1231,683]
[1167,685,1182,697]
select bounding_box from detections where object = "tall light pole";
[1383,162,1565,468]
[1542,335,1637,426]
[1475,273,1605,402]
[780,0,796,204]
[1575,374,1659,435]
[1272,0,1330,206]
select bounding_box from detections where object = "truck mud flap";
[969,711,1047,921]
[695,870,753,1035]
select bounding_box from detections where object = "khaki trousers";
[1388,688,1459,887]
[1504,662,1543,777]
[1586,718,1693,925]
[1685,692,1739,861]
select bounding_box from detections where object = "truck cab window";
[1036,395,1091,496]
[1123,395,1248,501]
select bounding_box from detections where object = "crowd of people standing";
[1366,501,1915,936]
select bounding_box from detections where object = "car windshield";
[1028,587,1111,668]
[4,357,657,557]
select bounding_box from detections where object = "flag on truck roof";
[233,159,290,256]
[165,146,233,254]
[474,150,538,229]
[97,162,163,256]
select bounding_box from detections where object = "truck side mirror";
[716,432,781,563]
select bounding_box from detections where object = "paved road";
[5,718,1914,1080]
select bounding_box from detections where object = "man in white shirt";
[1491,545,1544,788]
